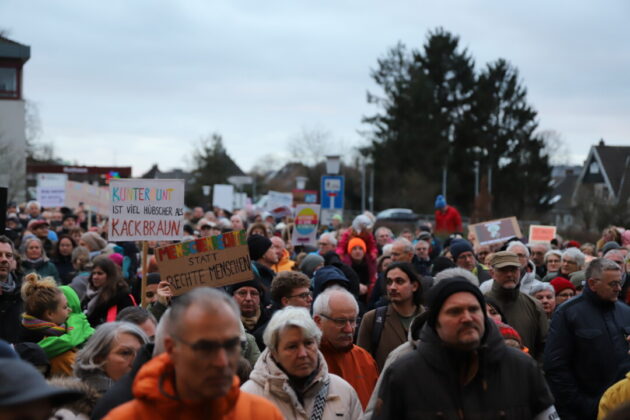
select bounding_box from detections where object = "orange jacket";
[319,340,379,409]
[103,353,283,420]
[272,248,295,273]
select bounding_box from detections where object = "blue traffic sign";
[320,175,344,209]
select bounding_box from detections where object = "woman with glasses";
[550,277,577,307]
[542,250,563,282]
[74,321,148,395]
[242,307,362,420]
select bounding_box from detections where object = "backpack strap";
[371,305,388,357]
[106,294,138,323]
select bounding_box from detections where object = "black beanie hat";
[247,235,272,261]
[449,239,474,260]
[425,277,486,329]
[226,279,265,297]
[146,272,161,286]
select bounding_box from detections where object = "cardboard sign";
[292,204,320,246]
[154,230,252,295]
[108,179,185,241]
[468,216,522,246]
[65,181,110,214]
[529,225,556,244]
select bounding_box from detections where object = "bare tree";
[540,129,571,166]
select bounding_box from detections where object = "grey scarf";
[0,274,17,294]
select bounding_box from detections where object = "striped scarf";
[21,313,73,337]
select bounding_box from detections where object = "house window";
[0,67,18,98]
[589,161,600,174]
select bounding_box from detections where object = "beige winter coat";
[241,348,363,420]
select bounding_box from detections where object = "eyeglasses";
[557,292,575,298]
[320,313,357,327]
[172,334,241,356]
[289,291,312,300]
[235,290,260,298]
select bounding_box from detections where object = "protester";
[20,236,61,283]
[373,277,557,419]
[317,232,338,256]
[20,273,94,376]
[103,288,283,419]
[336,214,377,260]
[68,246,92,301]
[270,236,294,273]
[242,306,363,419]
[79,232,108,260]
[298,253,325,278]
[248,234,277,289]
[0,236,24,343]
[357,262,423,370]
[74,322,148,395]
[543,249,563,280]
[343,237,376,300]
[227,279,270,335]
[52,235,77,285]
[0,358,83,420]
[529,282,556,319]
[545,258,630,420]
[450,239,492,284]
[116,307,158,341]
[82,256,136,327]
[433,194,463,235]
[550,276,577,307]
[483,251,548,360]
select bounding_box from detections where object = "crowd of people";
[1,198,630,419]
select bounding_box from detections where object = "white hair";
[544,249,562,263]
[507,241,530,258]
[392,237,413,253]
[263,307,322,353]
[312,285,358,317]
[529,282,555,296]
[562,247,586,269]
[319,232,338,247]
[382,243,394,256]
[433,267,479,287]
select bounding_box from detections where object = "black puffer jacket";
[544,285,630,420]
[375,318,554,420]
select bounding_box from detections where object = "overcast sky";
[2,0,629,176]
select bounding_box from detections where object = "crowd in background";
[1,197,630,419]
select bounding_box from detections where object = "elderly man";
[390,237,433,291]
[104,288,283,419]
[227,279,270,335]
[314,287,379,409]
[374,227,394,255]
[480,241,542,294]
[450,239,492,284]
[545,259,630,420]
[374,277,556,419]
[483,251,548,360]
[530,242,550,278]
[270,236,294,273]
[317,232,338,256]
[0,236,23,343]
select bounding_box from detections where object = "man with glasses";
[480,241,543,294]
[314,286,379,409]
[104,287,283,419]
[545,258,630,420]
[450,239,492,285]
[253,271,313,350]
[317,232,337,256]
[227,279,270,336]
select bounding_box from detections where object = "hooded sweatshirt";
[103,353,283,420]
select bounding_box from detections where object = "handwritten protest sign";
[468,216,522,246]
[528,225,556,244]
[154,230,252,295]
[108,179,185,241]
[65,181,110,215]
[292,204,320,247]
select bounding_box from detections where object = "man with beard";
[0,236,23,343]
[314,286,379,409]
[357,262,423,370]
[374,277,557,420]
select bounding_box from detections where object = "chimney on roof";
[599,138,605,146]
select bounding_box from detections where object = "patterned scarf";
[21,313,73,336]
[0,274,16,294]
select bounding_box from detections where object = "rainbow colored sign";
[292,204,320,246]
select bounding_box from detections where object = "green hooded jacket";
[38,285,94,359]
